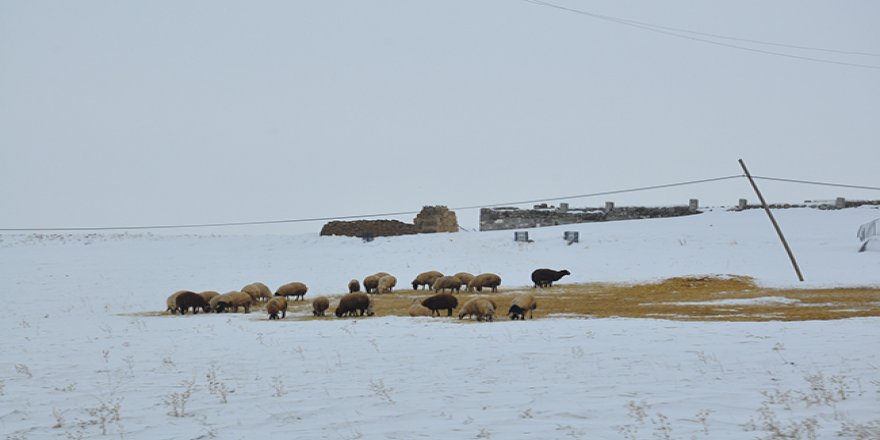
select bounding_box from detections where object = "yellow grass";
[143,276,880,322]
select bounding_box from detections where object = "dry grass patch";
[139,277,880,322]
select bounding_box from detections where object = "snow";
[2,207,880,439]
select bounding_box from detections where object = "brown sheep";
[312,296,330,317]
[266,296,288,320]
[508,293,537,320]
[275,282,308,301]
[421,293,458,317]
[175,291,211,315]
[166,290,189,314]
[408,301,434,317]
[454,272,474,288]
[198,291,220,304]
[377,275,397,294]
[431,276,462,293]
[458,298,495,322]
[348,279,360,293]
[335,292,374,317]
[467,273,502,292]
[412,271,444,290]
[242,282,272,302]
[363,275,381,293]
[211,291,253,313]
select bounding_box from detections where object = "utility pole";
[739,159,804,282]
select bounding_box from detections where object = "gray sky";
[2,0,878,233]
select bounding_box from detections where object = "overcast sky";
[1,1,878,233]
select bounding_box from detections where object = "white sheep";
[508,293,537,320]
[377,275,397,294]
[458,298,495,322]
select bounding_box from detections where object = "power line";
[0,175,743,232]
[752,175,880,191]
[450,175,744,210]
[524,0,880,70]
[2,173,877,232]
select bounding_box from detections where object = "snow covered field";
[2,207,880,439]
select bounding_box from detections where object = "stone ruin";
[320,206,459,238]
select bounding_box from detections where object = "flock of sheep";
[165,268,572,322]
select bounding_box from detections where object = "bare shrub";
[164,379,195,417]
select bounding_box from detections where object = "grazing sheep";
[531,268,571,288]
[312,296,330,316]
[431,276,462,293]
[421,293,459,317]
[458,298,496,322]
[198,291,220,303]
[412,271,444,290]
[453,272,474,288]
[408,299,434,317]
[467,273,502,292]
[335,292,374,318]
[166,290,189,314]
[211,291,253,313]
[348,279,361,293]
[508,294,537,320]
[363,275,380,293]
[377,275,397,294]
[266,296,288,320]
[275,282,308,301]
[242,282,272,302]
[175,291,211,315]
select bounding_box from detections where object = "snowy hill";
[1,207,879,439]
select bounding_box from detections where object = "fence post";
[836,197,846,209]
[604,201,614,212]
[738,199,748,210]
[689,199,699,212]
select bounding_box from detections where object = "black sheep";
[421,293,459,317]
[531,268,571,288]
[175,291,211,315]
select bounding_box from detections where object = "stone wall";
[321,206,459,238]
[480,205,699,231]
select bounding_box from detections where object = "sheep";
[408,300,434,317]
[431,276,462,293]
[421,293,458,317]
[166,290,188,314]
[242,282,272,302]
[508,293,537,320]
[531,268,571,288]
[198,291,220,303]
[412,271,444,290]
[211,291,253,313]
[175,291,211,315]
[453,272,474,288]
[335,292,374,317]
[266,296,288,320]
[348,279,361,293]
[377,275,397,294]
[458,298,495,322]
[312,296,330,317]
[275,282,308,301]
[363,275,380,293]
[467,273,502,292]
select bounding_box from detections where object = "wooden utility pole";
[739,159,804,282]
